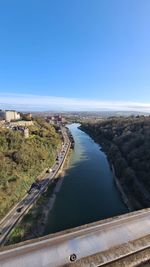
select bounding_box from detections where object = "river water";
[44,123,128,235]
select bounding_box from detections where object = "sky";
[0,0,150,111]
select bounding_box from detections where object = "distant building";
[21,112,32,120]
[25,113,32,120]
[5,110,20,122]
[46,115,66,125]
[0,110,20,122]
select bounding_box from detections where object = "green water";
[44,123,128,234]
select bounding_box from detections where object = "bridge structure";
[0,208,150,267]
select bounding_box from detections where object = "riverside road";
[0,126,71,245]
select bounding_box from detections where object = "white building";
[5,110,20,122]
[0,110,20,122]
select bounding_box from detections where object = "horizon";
[0,93,150,113]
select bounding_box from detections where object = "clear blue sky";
[0,0,150,111]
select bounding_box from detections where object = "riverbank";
[83,128,134,211]
[5,144,72,246]
[79,125,133,211]
[80,121,150,211]
[111,165,134,212]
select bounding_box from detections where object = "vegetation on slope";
[6,179,57,245]
[0,118,61,219]
[6,148,72,245]
[81,116,150,210]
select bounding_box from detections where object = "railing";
[0,208,150,267]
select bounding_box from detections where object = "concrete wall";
[9,121,34,127]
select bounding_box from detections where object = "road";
[0,126,71,245]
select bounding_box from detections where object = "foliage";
[0,119,61,219]
[81,116,150,209]
[6,179,58,245]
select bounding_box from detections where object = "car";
[28,188,34,194]
[16,206,23,213]
[46,168,52,173]
[28,184,35,194]
[28,181,41,194]
[36,183,42,190]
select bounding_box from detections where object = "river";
[44,123,128,235]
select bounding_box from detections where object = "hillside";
[81,116,150,210]
[0,119,61,219]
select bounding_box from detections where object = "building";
[5,110,20,122]
[21,112,32,120]
[0,110,20,122]
[46,115,66,125]
[25,113,32,120]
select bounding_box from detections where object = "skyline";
[0,1,150,111]
[0,93,150,112]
